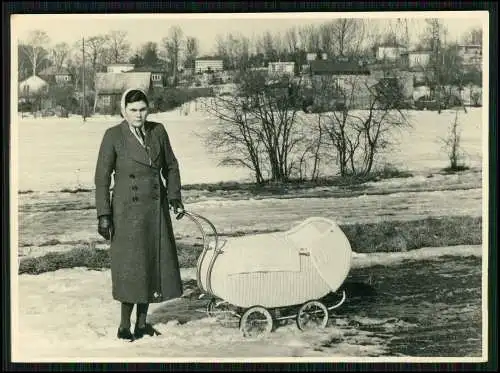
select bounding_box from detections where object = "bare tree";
[51,42,71,71]
[318,23,335,56]
[184,36,199,69]
[316,74,411,177]
[205,94,267,184]
[440,109,468,172]
[258,31,280,63]
[294,106,327,182]
[105,30,131,64]
[297,25,316,53]
[215,34,228,61]
[23,30,50,76]
[162,26,184,85]
[218,33,253,71]
[284,27,299,54]
[329,18,366,57]
[73,35,110,91]
[82,36,109,71]
[204,71,307,183]
[306,25,322,54]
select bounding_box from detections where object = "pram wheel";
[239,306,274,337]
[296,300,329,331]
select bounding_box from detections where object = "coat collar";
[120,120,160,167]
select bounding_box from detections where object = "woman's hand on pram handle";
[169,199,185,219]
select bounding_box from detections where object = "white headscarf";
[120,88,148,119]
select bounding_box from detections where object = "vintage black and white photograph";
[10,10,489,362]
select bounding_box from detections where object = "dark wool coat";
[94,120,183,304]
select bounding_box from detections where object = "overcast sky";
[12,11,487,56]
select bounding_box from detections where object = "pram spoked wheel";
[239,306,274,337]
[296,300,329,331]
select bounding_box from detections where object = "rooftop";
[196,56,223,61]
[107,63,135,66]
[309,60,370,75]
[127,65,166,73]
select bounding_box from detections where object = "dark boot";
[133,323,161,339]
[117,327,134,342]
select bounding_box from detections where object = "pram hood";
[219,217,352,292]
[222,233,302,275]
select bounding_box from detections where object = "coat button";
[129,174,135,179]
[132,196,139,202]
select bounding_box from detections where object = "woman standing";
[94,88,185,341]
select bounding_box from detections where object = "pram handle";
[175,210,220,297]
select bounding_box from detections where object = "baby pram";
[178,211,352,337]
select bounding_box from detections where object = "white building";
[18,76,49,97]
[376,44,407,61]
[195,59,224,73]
[268,62,295,76]
[106,63,135,73]
[306,52,328,62]
[406,50,432,69]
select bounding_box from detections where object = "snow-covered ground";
[14,104,484,192]
[13,245,482,362]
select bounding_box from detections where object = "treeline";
[18,19,483,87]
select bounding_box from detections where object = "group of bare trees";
[205,69,411,184]
[212,19,374,72]
[205,72,302,183]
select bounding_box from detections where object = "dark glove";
[169,199,185,217]
[98,215,114,240]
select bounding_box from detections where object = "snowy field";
[11,102,488,362]
[14,102,484,192]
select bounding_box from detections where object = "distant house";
[38,66,73,86]
[94,72,152,114]
[457,44,482,68]
[126,65,168,88]
[195,57,224,74]
[268,61,295,77]
[106,63,135,73]
[375,43,407,61]
[401,50,432,70]
[18,76,51,111]
[306,52,328,62]
[19,75,49,97]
